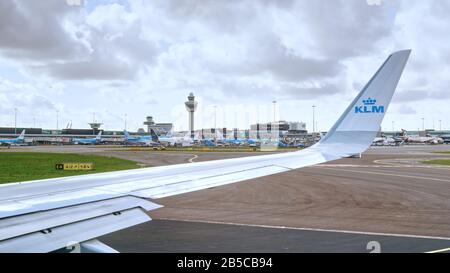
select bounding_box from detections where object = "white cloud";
[0,0,449,131]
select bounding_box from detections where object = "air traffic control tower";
[185,92,198,138]
[88,122,102,135]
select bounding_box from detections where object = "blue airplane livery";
[124,129,159,146]
[215,130,258,146]
[72,131,102,145]
[355,97,384,114]
[0,130,26,147]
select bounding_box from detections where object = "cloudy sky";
[0,0,449,132]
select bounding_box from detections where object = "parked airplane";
[202,139,217,147]
[372,136,401,146]
[124,130,159,146]
[0,50,411,253]
[195,132,220,147]
[406,135,444,144]
[0,130,25,148]
[215,131,258,146]
[72,131,102,145]
[157,131,197,147]
[223,138,245,145]
[213,131,227,143]
[401,130,444,144]
[278,140,289,147]
[258,136,286,147]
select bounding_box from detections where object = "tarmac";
[109,145,450,253]
[100,219,450,253]
[4,144,450,252]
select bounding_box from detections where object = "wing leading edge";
[0,50,411,252]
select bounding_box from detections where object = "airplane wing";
[0,50,411,253]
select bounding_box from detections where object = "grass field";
[422,159,450,166]
[0,152,141,184]
[433,151,450,154]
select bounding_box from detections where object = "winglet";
[317,50,411,156]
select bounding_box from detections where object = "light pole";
[312,105,316,133]
[124,113,127,131]
[439,120,442,131]
[421,118,425,131]
[392,121,395,132]
[56,110,59,130]
[213,105,217,129]
[272,101,277,122]
[14,108,17,134]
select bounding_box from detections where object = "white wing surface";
[0,50,411,252]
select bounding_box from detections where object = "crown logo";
[362,97,377,105]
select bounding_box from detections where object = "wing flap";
[0,196,161,242]
[0,207,150,253]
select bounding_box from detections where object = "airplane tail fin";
[193,132,200,141]
[215,130,224,141]
[183,131,191,140]
[149,128,159,142]
[166,128,173,138]
[17,130,25,141]
[123,130,130,140]
[96,131,102,140]
[318,50,411,156]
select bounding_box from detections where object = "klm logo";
[355,97,384,114]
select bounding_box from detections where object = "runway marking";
[157,217,450,241]
[373,158,450,169]
[317,167,450,183]
[314,163,450,170]
[425,247,450,253]
[316,164,405,168]
[315,158,450,170]
[373,159,411,166]
[188,154,198,163]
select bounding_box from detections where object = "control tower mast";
[184,92,198,139]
